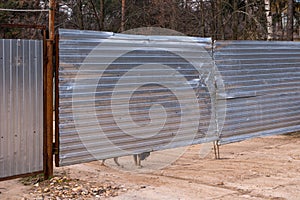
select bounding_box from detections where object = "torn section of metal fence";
[214,40,300,144]
[0,39,43,179]
[58,29,218,166]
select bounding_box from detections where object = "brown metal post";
[49,1,55,41]
[54,34,60,167]
[44,40,54,180]
[44,0,55,180]
[43,28,48,179]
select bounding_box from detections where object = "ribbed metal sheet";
[58,29,217,166]
[0,39,43,178]
[214,41,300,144]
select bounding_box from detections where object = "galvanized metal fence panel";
[58,29,217,166]
[0,39,43,178]
[214,41,300,144]
[59,29,300,166]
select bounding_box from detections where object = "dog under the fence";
[101,152,151,168]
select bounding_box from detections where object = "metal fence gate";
[57,29,218,166]
[57,29,300,167]
[0,39,44,179]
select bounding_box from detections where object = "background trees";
[0,0,299,40]
[0,0,46,38]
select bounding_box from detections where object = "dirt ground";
[0,133,300,200]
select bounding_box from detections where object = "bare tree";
[1,0,299,40]
[0,0,47,39]
[99,0,104,30]
[121,0,125,32]
[287,0,294,40]
[264,0,273,40]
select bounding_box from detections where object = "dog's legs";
[133,154,138,166]
[101,158,121,167]
[133,154,142,168]
[137,154,142,168]
[101,159,106,166]
[113,157,121,166]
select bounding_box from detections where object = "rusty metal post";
[54,34,60,167]
[44,0,55,180]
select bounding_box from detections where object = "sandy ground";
[0,133,300,200]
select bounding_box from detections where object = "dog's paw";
[101,160,106,166]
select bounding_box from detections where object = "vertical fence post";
[54,34,60,167]
[44,0,55,180]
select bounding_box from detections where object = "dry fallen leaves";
[21,174,127,200]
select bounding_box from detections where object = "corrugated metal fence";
[58,29,300,166]
[214,41,300,144]
[0,39,43,179]
[2,31,299,179]
[58,29,218,166]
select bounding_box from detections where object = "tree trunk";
[170,1,176,30]
[99,0,104,30]
[287,0,294,40]
[121,0,125,32]
[76,0,84,30]
[200,0,205,37]
[89,0,101,30]
[210,1,216,40]
[232,1,238,40]
[264,0,273,40]
[217,0,224,40]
